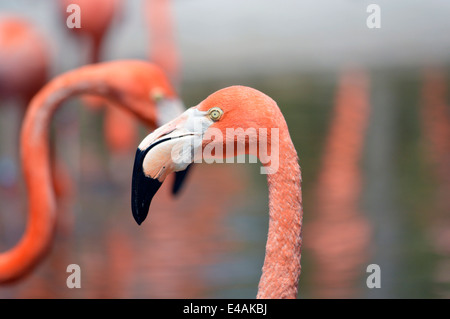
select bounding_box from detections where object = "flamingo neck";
[257,131,302,299]
[0,78,70,282]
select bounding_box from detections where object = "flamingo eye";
[208,107,223,121]
[151,88,165,102]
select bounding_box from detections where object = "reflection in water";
[363,72,403,298]
[305,69,371,298]
[0,162,247,298]
[133,164,247,298]
[421,68,450,298]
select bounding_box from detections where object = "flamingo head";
[131,85,282,225]
[111,61,185,127]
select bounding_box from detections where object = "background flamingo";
[0,16,50,189]
[0,15,73,243]
[0,60,184,283]
[145,0,181,86]
[59,0,140,159]
[60,0,121,65]
[60,0,181,157]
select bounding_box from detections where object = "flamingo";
[0,16,50,188]
[145,0,180,85]
[60,0,121,64]
[131,86,303,299]
[0,60,186,283]
[0,16,49,106]
[60,0,139,156]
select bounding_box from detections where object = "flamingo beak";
[131,107,211,225]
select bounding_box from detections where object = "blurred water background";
[0,0,450,298]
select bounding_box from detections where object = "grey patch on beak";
[156,98,186,127]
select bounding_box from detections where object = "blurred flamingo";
[144,0,180,85]
[305,69,372,298]
[60,0,121,64]
[0,60,186,283]
[60,0,139,157]
[0,16,50,189]
[0,16,49,107]
[60,0,181,157]
[0,15,73,203]
[131,86,303,299]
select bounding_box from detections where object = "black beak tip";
[134,217,144,226]
[131,148,163,226]
[131,200,147,225]
[132,208,145,225]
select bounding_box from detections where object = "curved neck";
[0,68,148,282]
[257,129,302,299]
